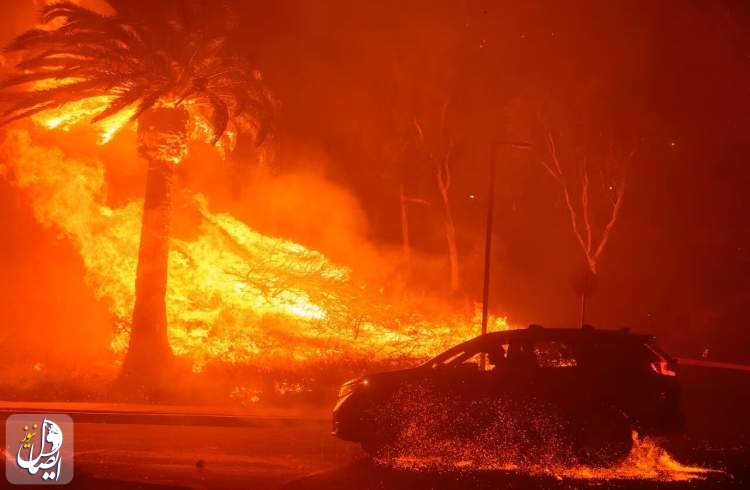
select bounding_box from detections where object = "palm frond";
[129,91,163,122]
[4,29,53,52]
[7,31,121,54]
[206,93,229,144]
[0,0,273,152]
[91,85,147,123]
[17,56,88,71]
[2,79,113,116]
[41,1,108,26]
[0,101,61,127]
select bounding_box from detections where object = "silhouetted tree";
[507,91,637,326]
[537,124,629,277]
[537,122,632,325]
[413,101,461,294]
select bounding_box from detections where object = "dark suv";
[332,325,684,465]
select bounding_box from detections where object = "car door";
[530,338,581,406]
[420,344,495,438]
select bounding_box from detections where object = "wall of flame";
[1,114,510,372]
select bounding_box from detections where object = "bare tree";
[399,183,429,270]
[435,141,460,293]
[537,123,633,325]
[539,129,628,275]
[413,101,461,293]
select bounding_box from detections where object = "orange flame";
[2,98,510,371]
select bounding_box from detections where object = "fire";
[558,432,717,481]
[31,95,136,145]
[1,101,509,372]
[24,79,137,145]
[25,78,237,150]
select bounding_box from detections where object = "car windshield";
[425,338,488,368]
[428,333,662,371]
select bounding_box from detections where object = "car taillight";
[650,360,677,377]
[645,343,678,376]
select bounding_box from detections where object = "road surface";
[0,364,747,489]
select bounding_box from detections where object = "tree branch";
[592,177,625,265]
[581,158,592,254]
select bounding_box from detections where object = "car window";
[428,336,511,368]
[441,346,483,368]
[533,340,578,368]
[460,344,509,372]
[577,338,651,370]
[460,352,488,370]
[432,343,507,371]
[428,345,475,368]
[440,351,469,366]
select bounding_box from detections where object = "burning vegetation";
[0,2,511,397]
[0,109,511,382]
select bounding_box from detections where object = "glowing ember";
[370,387,718,482]
[385,433,719,482]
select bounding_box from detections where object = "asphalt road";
[0,364,747,489]
[0,413,746,490]
[2,414,360,489]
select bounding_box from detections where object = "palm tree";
[0,1,273,392]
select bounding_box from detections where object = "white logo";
[16,419,63,482]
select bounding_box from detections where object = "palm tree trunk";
[120,107,188,393]
[121,158,174,380]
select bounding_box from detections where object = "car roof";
[428,325,655,365]
[478,325,654,344]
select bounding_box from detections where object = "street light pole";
[479,142,531,371]
[481,152,496,335]
[479,146,497,371]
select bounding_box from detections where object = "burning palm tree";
[0,0,273,392]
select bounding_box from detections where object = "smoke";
[183,149,389,282]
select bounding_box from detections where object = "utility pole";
[578,270,595,328]
[579,290,587,329]
[479,142,532,371]
[479,150,496,371]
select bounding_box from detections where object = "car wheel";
[359,398,402,458]
[360,438,383,457]
[360,433,396,458]
[572,406,633,467]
